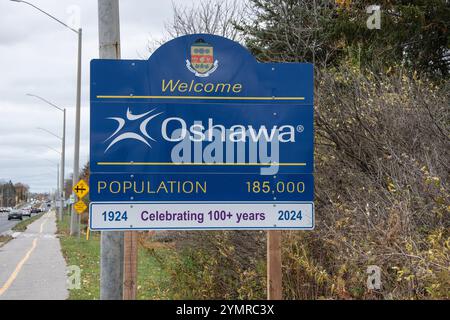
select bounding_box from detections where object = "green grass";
[57,215,172,300]
[137,245,174,300]
[12,213,44,232]
[0,235,12,248]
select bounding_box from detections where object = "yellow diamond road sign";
[73,179,89,199]
[74,200,87,214]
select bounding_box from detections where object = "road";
[0,214,28,234]
[0,210,68,300]
[0,202,35,234]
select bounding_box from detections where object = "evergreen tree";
[236,0,337,66]
[238,0,450,77]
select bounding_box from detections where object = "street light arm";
[42,145,62,155]
[27,93,65,112]
[37,127,62,140]
[43,158,58,166]
[10,0,79,34]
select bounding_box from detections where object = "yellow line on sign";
[96,95,305,101]
[97,162,307,166]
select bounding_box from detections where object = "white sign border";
[89,201,315,231]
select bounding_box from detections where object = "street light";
[36,127,62,141]
[36,123,65,221]
[29,93,66,220]
[13,0,82,236]
[42,145,62,155]
[10,0,79,33]
[43,158,58,166]
[39,153,60,211]
[42,158,63,213]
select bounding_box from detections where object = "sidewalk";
[0,211,68,300]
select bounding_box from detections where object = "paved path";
[0,211,68,300]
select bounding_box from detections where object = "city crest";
[186,39,218,77]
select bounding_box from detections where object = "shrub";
[145,67,449,300]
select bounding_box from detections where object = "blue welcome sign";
[90,34,314,231]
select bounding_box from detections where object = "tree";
[64,175,73,201]
[149,0,248,53]
[79,162,90,185]
[331,0,450,77]
[237,0,450,77]
[235,0,337,67]
[62,163,89,199]
[165,0,247,41]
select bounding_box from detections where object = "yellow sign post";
[74,200,87,214]
[73,179,89,199]
[86,223,90,241]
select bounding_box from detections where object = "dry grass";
[149,68,449,300]
[0,235,12,248]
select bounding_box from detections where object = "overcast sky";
[0,0,202,193]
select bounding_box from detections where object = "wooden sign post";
[123,231,138,300]
[267,230,282,300]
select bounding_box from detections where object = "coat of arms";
[186,39,219,77]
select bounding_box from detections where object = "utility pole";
[98,0,124,300]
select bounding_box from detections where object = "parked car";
[21,208,31,217]
[31,207,41,214]
[8,210,23,220]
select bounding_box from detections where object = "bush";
[296,66,449,299]
[151,67,449,300]
[149,230,266,299]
